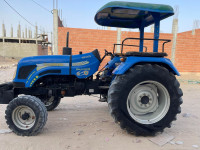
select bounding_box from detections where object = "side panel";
[13,52,100,88]
[113,57,180,76]
[71,53,100,78]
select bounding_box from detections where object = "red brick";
[58,27,200,73]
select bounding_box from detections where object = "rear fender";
[113,57,180,76]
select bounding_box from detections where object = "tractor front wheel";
[108,64,183,136]
[5,95,47,136]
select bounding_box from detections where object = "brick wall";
[175,30,200,72]
[58,27,200,73]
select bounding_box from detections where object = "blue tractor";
[0,1,183,136]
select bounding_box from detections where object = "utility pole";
[192,20,199,35]
[10,25,13,37]
[171,6,179,64]
[51,32,53,55]
[2,23,6,37]
[53,0,58,55]
[116,28,121,53]
[25,27,27,38]
[17,23,21,38]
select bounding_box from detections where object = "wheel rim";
[127,81,170,124]
[12,105,36,130]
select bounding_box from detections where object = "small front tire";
[5,95,48,136]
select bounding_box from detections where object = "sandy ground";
[0,63,200,150]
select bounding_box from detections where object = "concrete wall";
[0,43,38,58]
[0,23,49,58]
[58,27,200,73]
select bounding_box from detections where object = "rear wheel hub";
[127,81,170,124]
[141,96,150,104]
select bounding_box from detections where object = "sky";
[0,0,200,40]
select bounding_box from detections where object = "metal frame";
[113,43,148,54]
[114,12,168,54]
[115,38,171,55]
[112,13,171,55]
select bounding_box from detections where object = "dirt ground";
[0,60,200,150]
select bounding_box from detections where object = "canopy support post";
[139,21,145,52]
[152,13,160,52]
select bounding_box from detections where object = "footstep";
[102,120,109,122]
[77,130,84,135]
[105,137,109,142]
[135,139,142,143]
[192,145,199,148]
[182,113,191,118]
[176,141,184,145]
[148,133,174,146]
[170,141,176,145]
[59,118,68,121]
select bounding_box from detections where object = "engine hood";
[18,55,70,66]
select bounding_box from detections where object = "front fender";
[113,57,180,76]
[25,66,69,87]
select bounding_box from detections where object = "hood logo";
[76,70,89,76]
[72,61,89,66]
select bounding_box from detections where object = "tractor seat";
[125,52,168,57]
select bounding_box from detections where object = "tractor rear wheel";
[108,64,183,136]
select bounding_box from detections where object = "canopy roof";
[95,1,174,29]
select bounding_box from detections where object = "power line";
[3,0,51,33]
[4,0,35,27]
[30,0,52,14]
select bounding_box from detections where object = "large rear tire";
[5,95,47,136]
[108,64,183,136]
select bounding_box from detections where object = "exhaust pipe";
[63,32,72,55]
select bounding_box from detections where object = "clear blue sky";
[1,0,200,39]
